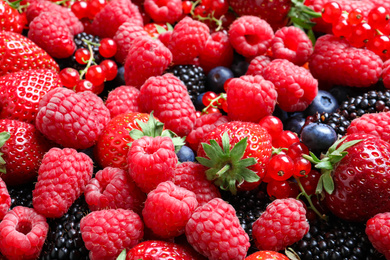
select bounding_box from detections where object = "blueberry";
[272,105,289,123]
[284,114,306,135]
[195,92,206,111]
[176,145,195,162]
[230,52,249,77]
[329,86,354,104]
[300,123,337,155]
[305,90,339,116]
[206,66,234,93]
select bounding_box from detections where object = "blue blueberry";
[300,123,337,155]
[305,90,339,116]
[195,92,206,111]
[284,114,306,135]
[230,52,249,77]
[272,105,289,123]
[176,145,195,162]
[206,66,234,93]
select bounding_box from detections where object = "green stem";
[216,164,230,177]
[79,42,96,79]
[202,93,227,115]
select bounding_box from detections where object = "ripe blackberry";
[40,196,90,260]
[166,64,206,104]
[289,216,385,260]
[315,90,390,138]
[8,182,34,209]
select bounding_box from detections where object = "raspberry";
[245,55,272,76]
[270,26,313,66]
[157,30,172,47]
[0,177,10,220]
[309,34,383,88]
[139,74,197,137]
[28,12,76,59]
[127,136,178,193]
[124,36,172,88]
[347,111,390,143]
[142,181,198,238]
[0,206,49,260]
[226,75,278,122]
[144,0,183,24]
[228,15,274,58]
[252,198,309,251]
[35,87,110,149]
[32,148,93,218]
[91,0,143,38]
[262,59,318,112]
[185,198,250,259]
[173,162,221,206]
[113,22,149,64]
[168,16,210,65]
[84,167,146,213]
[80,208,144,260]
[105,85,141,118]
[382,59,390,88]
[366,212,390,259]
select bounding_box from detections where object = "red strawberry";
[0,0,26,33]
[0,69,61,124]
[197,121,273,193]
[0,31,59,76]
[245,251,290,260]
[0,119,52,186]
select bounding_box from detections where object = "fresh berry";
[300,122,338,155]
[104,85,141,118]
[245,251,289,260]
[176,145,195,162]
[144,0,183,24]
[366,212,390,259]
[0,177,10,220]
[347,111,390,143]
[32,148,93,218]
[8,182,34,209]
[258,115,284,144]
[304,89,339,116]
[245,55,272,76]
[206,66,234,94]
[80,208,144,260]
[273,130,300,149]
[266,154,295,181]
[0,0,25,33]
[185,198,250,260]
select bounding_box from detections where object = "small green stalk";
[0,132,11,174]
[202,93,227,115]
[78,39,99,79]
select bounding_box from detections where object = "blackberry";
[166,64,207,105]
[289,216,385,260]
[40,196,90,260]
[315,90,390,138]
[8,182,35,209]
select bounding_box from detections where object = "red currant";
[87,0,106,19]
[204,106,220,114]
[182,0,192,14]
[99,38,117,58]
[208,0,229,18]
[347,22,375,48]
[332,15,352,38]
[258,116,283,143]
[299,169,321,196]
[274,130,300,149]
[293,157,312,178]
[75,48,90,65]
[59,68,80,89]
[71,1,89,19]
[202,91,218,106]
[75,79,104,94]
[267,154,295,181]
[287,142,310,160]
[366,34,390,60]
[267,180,299,199]
[100,59,118,81]
[321,2,342,24]
[368,6,390,31]
[347,8,364,25]
[85,65,105,86]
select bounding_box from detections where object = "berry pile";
[2,0,390,259]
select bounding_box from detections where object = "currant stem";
[79,41,96,79]
[201,93,227,115]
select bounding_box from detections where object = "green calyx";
[0,132,11,174]
[196,132,259,195]
[116,249,126,260]
[128,111,185,153]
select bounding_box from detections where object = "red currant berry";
[293,157,312,178]
[87,0,106,19]
[267,180,297,199]
[85,65,105,86]
[100,59,118,81]
[202,91,218,106]
[258,116,283,142]
[368,6,390,31]
[221,99,228,113]
[75,79,94,92]
[347,22,375,48]
[71,1,89,19]
[99,38,117,58]
[193,5,209,18]
[321,2,342,24]
[299,169,321,196]
[287,142,310,160]
[347,8,364,25]
[267,154,295,181]
[332,15,352,38]
[182,0,192,14]
[204,106,220,114]
[366,34,390,60]
[59,68,80,89]
[208,0,229,18]
[274,130,300,149]
[75,48,90,65]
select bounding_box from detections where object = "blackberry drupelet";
[166,65,207,105]
[8,182,34,209]
[315,90,390,138]
[40,196,90,260]
[289,216,385,260]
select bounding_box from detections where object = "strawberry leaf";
[315,174,324,195]
[116,249,126,260]
[0,132,11,174]
[323,172,334,194]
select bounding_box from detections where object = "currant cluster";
[322,2,390,60]
[200,91,228,116]
[59,38,118,95]
[70,0,107,33]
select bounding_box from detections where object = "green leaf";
[129,129,144,142]
[237,157,257,168]
[315,160,333,170]
[201,142,219,162]
[166,22,174,31]
[228,179,237,195]
[154,24,167,34]
[230,137,248,162]
[316,174,324,194]
[290,16,315,30]
[336,139,363,154]
[196,156,214,168]
[323,172,335,194]
[221,132,230,154]
[303,152,321,163]
[327,136,346,154]
[205,167,220,180]
[116,249,126,260]
[0,132,11,147]
[239,168,260,183]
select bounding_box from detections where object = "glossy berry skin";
[258,116,283,143]
[245,250,290,260]
[300,123,337,155]
[304,90,339,116]
[206,66,234,93]
[59,68,80,88]
[366,212,390,259]
[267,154,295,181]
[321,2,342,24]
[0,0,25,33]
[176,145,195,162]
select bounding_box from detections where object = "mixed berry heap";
[3,0,390,259]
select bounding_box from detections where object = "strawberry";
[196,121,273,194]
[245,251,290,260]
[0,0,26,34]
[0,31,59,76]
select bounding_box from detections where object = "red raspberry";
[271,26,313,66]
[105,85,141,118]
[35,87,110,149]
[32,147,93,218]
[113,21,149,64]
[139,73,196,137]
[26,0,84,35]
[309,34,383,88]
[245,55,272,76]
[142,181,198,238]
[173,162,221,206]
[92,0,143,38]
[382,59,390,88]
[186,112,229,151]
[84,167,146,213]
[198,31,234,74]
[144,0,183,24]
[80,208,144,260]
[127,136,178,193]
[226,75,277,122]
[366,212,390,259]
[28,12,76,59]
[185,198,250,259]
[157,30,172,47]
[0,206,49,260]
[252,198,309,251]
[168,16,210,65]
[228,15,274,58]
[0,177,10,221]
[124,36,172,88]
[263,59,318,112]
[347,111,390,143]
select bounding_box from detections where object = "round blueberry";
[195,92,206,111]
[176,145,195,163]
[230,52,249,77]
[284,114,306,135]
[305,90,339,116]
[300,123,337,155]
[272,105,289,123]
[206,66,234,93]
